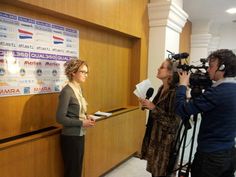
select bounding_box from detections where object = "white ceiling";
[183,0,236,24]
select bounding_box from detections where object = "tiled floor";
[102,157,191,177]
[103,156,235,177]
[103,157,151,177]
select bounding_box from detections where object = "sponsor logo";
[18,43,34,49]
[0,68,5,76]
[20,68,26,76]
[0,33,7,38]
[0,41,17,47]
[53,35,64,44]
[20,23,33,28]
[0,88,21,95]
[36,46,51,51]
[36,69,43,76]
[18,29,33,39]
[54,85,60,91]
[24,87,30,94]
[33,86,51,92]
[45,62,60,67]
[24,61,41,66]
[52,69,58,76]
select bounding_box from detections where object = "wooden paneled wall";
[180,20,192,54]
[84,108,146,177]
[0,108,146,177]
[0,0,149,139]
[9,0,148,37]
[0,129,63,177]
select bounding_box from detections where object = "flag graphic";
[18,29,33,39]
[53,35,64,44]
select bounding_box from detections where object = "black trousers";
[60,135,85,177]
[191,147,236,177]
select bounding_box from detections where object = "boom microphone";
[172,52,189,60]
[142,87,154,110]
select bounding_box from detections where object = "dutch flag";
[53,35,64,44]
[18,29,33,39]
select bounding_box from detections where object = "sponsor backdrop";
[0,11,79,97]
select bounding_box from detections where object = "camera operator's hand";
[178,71,191,86]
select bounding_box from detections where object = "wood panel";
[79,28,134,112]
[0,108,146,177]
[0,2,146,139]
[84,108,146,177]
[0,132,63,177]
[180,20,192,54]
[0,94,58,139]
[5,0,148,37]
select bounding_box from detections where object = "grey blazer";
[56,84,83,136]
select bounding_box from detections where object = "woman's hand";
[82,118,95,127]
[139,98,155,110]
[87,114,96,122]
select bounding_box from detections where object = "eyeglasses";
[78,70,89,75]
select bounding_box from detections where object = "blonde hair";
[64,57,88,81]
[166,59,179,88]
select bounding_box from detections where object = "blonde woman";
[139,59,180,177]
[56,58,95,177]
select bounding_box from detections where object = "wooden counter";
[0,107,146,177]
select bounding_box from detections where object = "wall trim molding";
[191,34,212,48]
[148,0,188,33]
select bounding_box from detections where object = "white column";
[208,36,220,53]
[148,0,188,91]
[187,20,213,166]
[208,24,221,53]
[190,20,212,64]
[190,34,212,64]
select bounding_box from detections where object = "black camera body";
[168,51,212,97]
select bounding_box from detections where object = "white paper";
[134,79,153,99]
[94,111,112,117]
[133,89,142,98]
[89,115,102,120]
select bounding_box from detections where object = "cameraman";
[175,49,236,177]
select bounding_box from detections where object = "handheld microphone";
[142,87,154,110]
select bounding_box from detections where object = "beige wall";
[0,1,149,177]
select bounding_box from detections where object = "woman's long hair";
[166,59,179,89]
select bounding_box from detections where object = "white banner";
[0,11,79,97]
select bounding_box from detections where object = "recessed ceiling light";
[226,8,236,14]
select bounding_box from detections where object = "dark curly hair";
[207,49,236,77]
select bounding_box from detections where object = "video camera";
[167,50,212,97]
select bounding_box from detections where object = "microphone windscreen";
[172,52,189,59]
[146,87,154,99]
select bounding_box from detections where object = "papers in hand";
[94,111,112,117]
[133,79,153,99]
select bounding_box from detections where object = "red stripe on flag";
[53,36,64,41]
[18,29,33,35]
